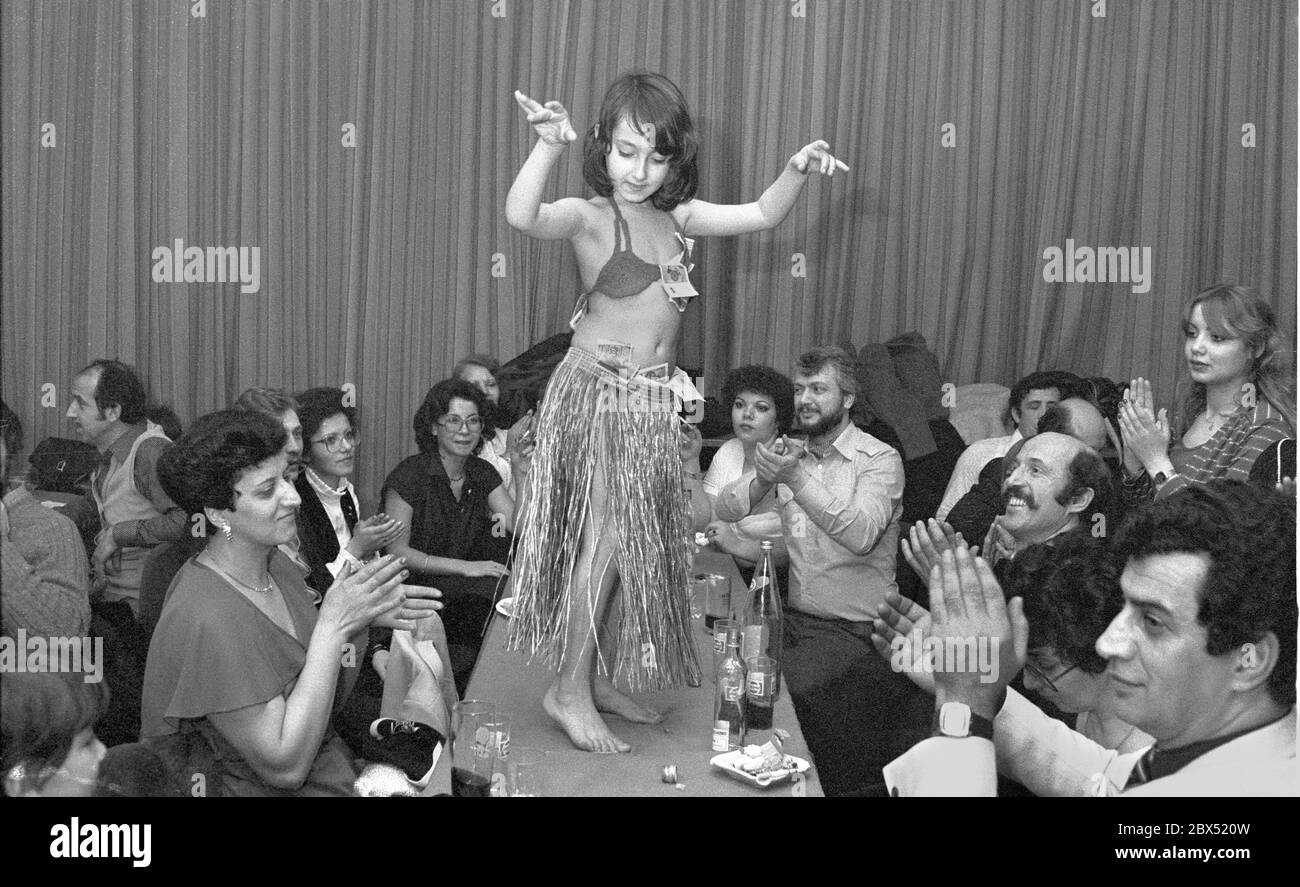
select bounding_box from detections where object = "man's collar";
[102,422,141,460]
[1147,708,1293,780]
[806,419,856,460]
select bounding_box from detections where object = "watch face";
[938,702,972,737]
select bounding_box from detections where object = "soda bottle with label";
[741,539,784,695]
[711,626,746,752]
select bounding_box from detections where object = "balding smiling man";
[906,431,1111,586]
[944,398,1116,548]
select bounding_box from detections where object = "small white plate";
[710,750,810,787]
[495,597,514,619]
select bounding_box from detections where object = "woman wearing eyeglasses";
[382,379,526,691]
[292,388,404,598]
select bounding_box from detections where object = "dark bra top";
[582,199,697,310]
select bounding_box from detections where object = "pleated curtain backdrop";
[2,0,1295,509]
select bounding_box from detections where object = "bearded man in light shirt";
[715,345,929,796]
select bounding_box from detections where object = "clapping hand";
[871,590,936,694]
[349,514,404,559]
[1117,377,1171,473]
[927,547,1027,716]
[514,90,578,146]
[790,140,850,176]
[373,583,443,631]
[900,518,977,589]
[754,435,806,486]
[980,517,1016,566]
[320,554,410,639]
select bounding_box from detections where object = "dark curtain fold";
[3,0,1295,510]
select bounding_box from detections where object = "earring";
[218,522,233,542]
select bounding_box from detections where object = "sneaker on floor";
[363,719,444,790]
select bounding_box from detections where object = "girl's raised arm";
[675,140,849,237]
[505,90,589,240]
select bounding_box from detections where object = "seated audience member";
[1,400,92,637]
[382,379,524,693]
[1119,285,1295,503]
[2,670,108,797]
[293,387,403,597]
[945,397,1111,547]
[881,481,1296,797]
[880,534,1151,756]
[65,360,187,616]
[935,370,1081,519]
[143,410,412,796]
[698,365,794,568]
[233,387,305,479]
[231,387,310,576]
[715,346,928,796]
[907,431,1110,584]
[1014,538,1152,753]
[454,354,517,490]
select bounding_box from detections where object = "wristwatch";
[1150,470,1169,487]
[933,702,994,740]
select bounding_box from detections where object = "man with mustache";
[945,397,1113,553]
[936,370,1081,519]
[881,481,1296,797]
[984,430,1111,565]
[715,345,927,795]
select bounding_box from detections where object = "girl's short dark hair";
[582,72,699,212]
[413,379,496,456]
[2,671,109,792]
[721,365,796,435]
[157,409,287,520]
[294,387,358,444]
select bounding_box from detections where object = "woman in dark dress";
[383,379,526,692]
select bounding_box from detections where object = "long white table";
[427,550,822,797]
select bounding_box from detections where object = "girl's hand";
[789,140,850,176]
[514,90,577,146]
[1118,379,1171,472]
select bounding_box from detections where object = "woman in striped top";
[1118,285,1295,503]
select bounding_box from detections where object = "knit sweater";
[1,487,92,638]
